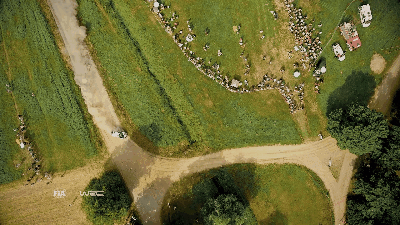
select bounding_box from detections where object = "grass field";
[292,0,400,115]
[0,0,104,184]
[161,163,333,224]
[76,0,303,157]
[148,0,330,140]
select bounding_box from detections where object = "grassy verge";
[0,69,20,184]
[162,163,333,224]
[76,0,302,157]
[0,0,101,183]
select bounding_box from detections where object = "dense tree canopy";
[370,125,400,170]
[328,105,389,155]
[201,194,257,225]
[81,170,133,225]
[346,161,400,224]
[346,124,400,224]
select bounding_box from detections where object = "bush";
[81,170,133,225]
[201,194,257,225]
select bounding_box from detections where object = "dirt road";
[0,161,105,225]
[0,0,360,224]
[369,52,400,116]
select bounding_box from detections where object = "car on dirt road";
[111,130,128,139]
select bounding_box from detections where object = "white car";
[111,131,128,139]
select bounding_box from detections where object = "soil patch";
[370,54,386,74]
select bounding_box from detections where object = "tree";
[201,194,257,225]
[327,105,389,155]
[346,161,400,224]
[81,170,133,225]
[370,125,400,170]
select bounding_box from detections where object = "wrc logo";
[80,191,104,196]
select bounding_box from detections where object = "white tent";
[186,34,193,42]
[321,66,326,73]
[154,1,159,8]
[294,71,301,77]
[230,79,242,88]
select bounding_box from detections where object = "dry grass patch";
[370,53,387,74]
[0,160,107,225]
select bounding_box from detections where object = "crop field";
[161,163,333,224]
[76,0,306,157]
[293,0,400,115]
[0,0,103,184]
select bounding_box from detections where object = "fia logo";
[80,191,104,196]
[54,189,66,198]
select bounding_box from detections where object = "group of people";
[263,74,305,113]
[12,114,51,186]
[149,0,306,113]
[284,0,323,69]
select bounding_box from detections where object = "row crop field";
[293,0,400,115]
[0,0,103,184]
[76,0,303,157]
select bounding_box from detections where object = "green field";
[147,0,330,140]
[293,0,400,115]
[155,0,280,85]
[162,163,334,224]
[76,0,303,157]
[0,0,103,184]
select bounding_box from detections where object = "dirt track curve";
[9,0,396,224]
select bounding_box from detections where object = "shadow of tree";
[135,176,172,225]
[259,210,288,225]
[161,163,259,224]
[326,71,376,116]
[390,88,400,126]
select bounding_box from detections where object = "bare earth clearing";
[370,53,387,74]
[0,161,105,224]
[2,1,399,225]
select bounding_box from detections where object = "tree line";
[327,104,400,224]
